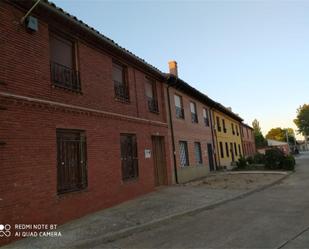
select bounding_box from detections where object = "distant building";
[241,124,256,157]
[267,139,289,155]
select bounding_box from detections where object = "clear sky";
[52,0,308,139]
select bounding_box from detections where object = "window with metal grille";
[179,141,189,167]
[56,129,87,194]
[113,62,129,102]
[174,95,184,119]
[203,108,209,127]
[222,119,227,133]
[216,117,221,132]
[145,78,159,113]
[190,102,198,123]
[234,142,238,156]
[194,142,203,165]
[120,134,138,181]
[232,123,235,135]
[50,33,80,91]
[225,142,229,157]
[219,142,224,158]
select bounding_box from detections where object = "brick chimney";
[168,60,178,77]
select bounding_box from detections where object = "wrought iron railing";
[147,97,159,113]
[114,81,129,102]
[50,61,80,91]
[204,117,209,127]
[175,106,184,119]
[191,113,198,123]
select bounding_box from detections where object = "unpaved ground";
[185,173,285,190]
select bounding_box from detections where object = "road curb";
[73,171,294,248]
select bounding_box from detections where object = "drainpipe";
[209,107,218,170]
[211,108,220,168]
[166,78,179,184]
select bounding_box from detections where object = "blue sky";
[52,0,308,139]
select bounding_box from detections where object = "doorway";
[152,136,167,186]
[207,143,215,171]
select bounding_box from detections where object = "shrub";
[246,156,254,165]
[236,156,247,169]
[265,148,285,170]
[253,153,265,164]
[281,155,296,171]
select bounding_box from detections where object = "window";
[219,142,224,158]
[190,102,198,123]
[203,108,210,127]
[179,141,189,167]
[247,128,249,138]
[56,129,87,194]
[120,134,138,181]
[222,119,227,133]
[216,117,221,132]
[234,142,238,156]
[238,144,242,156]
[174,95,184,119]
[225,142,229,157]
[232,123,235,135]
[50,33,80,91]
[194,142,203,165]
[113,62,129,102]
[236,125,239,136]
[145,78,159,113]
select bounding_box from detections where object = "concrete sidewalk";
[3,172,290,249]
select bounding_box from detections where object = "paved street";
[103,152,309,249]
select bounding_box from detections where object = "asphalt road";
[103,152,309,249]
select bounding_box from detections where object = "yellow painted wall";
[212,110,243,168]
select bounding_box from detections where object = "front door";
[152,136,167,186]
[207,143,215,171]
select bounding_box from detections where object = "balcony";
[147,97,159,113]
[191,113,198,123]
[50,61,80,91]
[175,106,184,119]
[204,117,209,127]
[114,81,129,102]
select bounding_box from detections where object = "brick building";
[241,123,256,157]
[0,0,171,245]
[165,62,216,183]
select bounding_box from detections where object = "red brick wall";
[241,125,256,157]
[0,2,172,245]
[165,86,215,183]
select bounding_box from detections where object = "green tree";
[294,104,309,136]
[266,127,295,144]
[252,119,267,148]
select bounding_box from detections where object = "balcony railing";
[147,97,159,113]
[114,81,129,102]
[50,61,80,91]
[204,117,210,127]
[175,106,184,119]
[191,113,198,123]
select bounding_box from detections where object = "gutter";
[209,107,218,170]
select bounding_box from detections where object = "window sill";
[52,83,82,94]
[115,97,130,104]
[57,187,88,198]
[122,177,139,184]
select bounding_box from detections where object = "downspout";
[211,108,220,168]
[209,107,218,170]
[166,79,179,184]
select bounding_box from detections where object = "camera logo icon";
[0,224,11,237]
